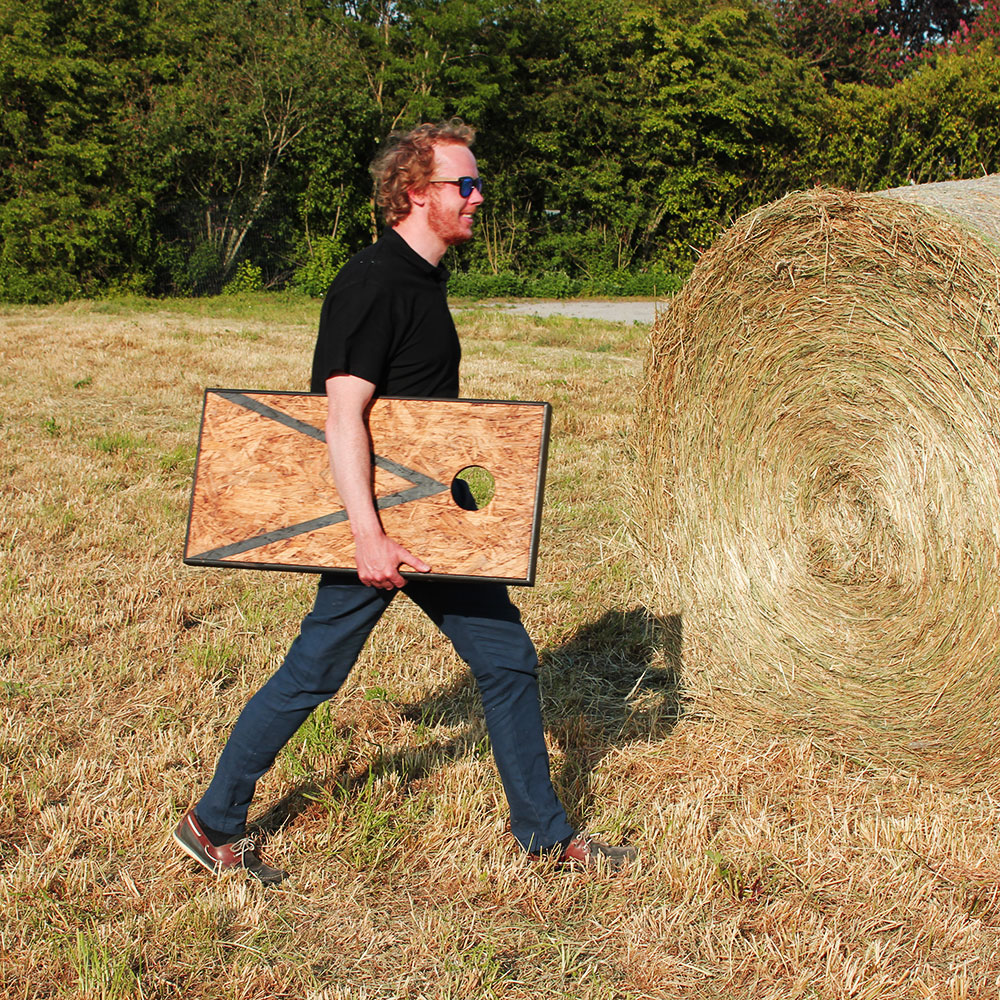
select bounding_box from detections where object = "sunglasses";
[428,176,483,199]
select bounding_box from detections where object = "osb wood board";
[184,390,551,584]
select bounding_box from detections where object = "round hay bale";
[879,175,1000,246]
[632,182,1000,787]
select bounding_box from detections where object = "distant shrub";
[580,267,684,297]
[0,223,80,303]
[447,270,526,298]
[183,242,225,295]
[100,272,153,298]
[223,260,264,295]
[524,271,576,299]
[294,236,350,297]
[447,267,684,300]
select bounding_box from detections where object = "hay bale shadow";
[539,609,682,828]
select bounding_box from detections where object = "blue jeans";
[196,575,574,852]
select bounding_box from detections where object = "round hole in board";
[450,466,496,510]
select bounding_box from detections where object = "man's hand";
[325,372,431,588]
[353,531,431,589]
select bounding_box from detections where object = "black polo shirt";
[310,228,461,398]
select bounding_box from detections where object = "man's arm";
[325,373,431,589]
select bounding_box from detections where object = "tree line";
[2,0,999,303]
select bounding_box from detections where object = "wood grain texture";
[184,390,550,584]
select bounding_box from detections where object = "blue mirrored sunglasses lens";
[459,177,482,198]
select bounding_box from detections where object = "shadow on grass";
[540,608,682,830]
[252,607,682,839]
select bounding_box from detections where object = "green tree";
[447,0,650,279]
[770,0,904,86]
[0,0,155,301]
[811,43,1000,188]
[317,0,518,242]
[144,0,369,292]
[626,0,824,269]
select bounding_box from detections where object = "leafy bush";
[447,267,684,300]
[188,242,226,295]
[0,198,83,303]
[808,45,1000,189]
[447,271,526,298]
[294,236,350,298]
[579,267,684,297]
[0,259,78,304]
[524,271,576,299]
[223,260,264,295]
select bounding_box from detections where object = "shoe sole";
[172,826,222,876]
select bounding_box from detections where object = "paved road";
[465,299,665,325]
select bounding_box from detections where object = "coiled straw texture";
[633,182,1000,788]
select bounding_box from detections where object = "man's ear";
[407,185,429,209]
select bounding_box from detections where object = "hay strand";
[632,182,1000,788]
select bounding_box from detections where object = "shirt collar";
[383,227,450,283]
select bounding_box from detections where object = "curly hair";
[371,119,477,226]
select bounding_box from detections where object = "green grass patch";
[93,431,146,456]
[69,926,142,999]
[158,442,196,475]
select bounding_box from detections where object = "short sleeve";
[310,273,395,393]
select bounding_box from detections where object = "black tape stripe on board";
[188,391,448,561]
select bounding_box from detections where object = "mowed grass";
[1,295,999,999]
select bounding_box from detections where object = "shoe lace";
[229,837,258,860]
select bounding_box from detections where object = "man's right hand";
[324,372,432,588]
[354,531,431,589]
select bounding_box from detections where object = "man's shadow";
[253,608,682,836]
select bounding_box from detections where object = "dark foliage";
[1,0,999,302]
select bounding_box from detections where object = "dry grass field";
[1,295,999,999]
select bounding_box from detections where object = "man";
[174,121,635,884]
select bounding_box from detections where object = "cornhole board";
[184,389,551,585]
